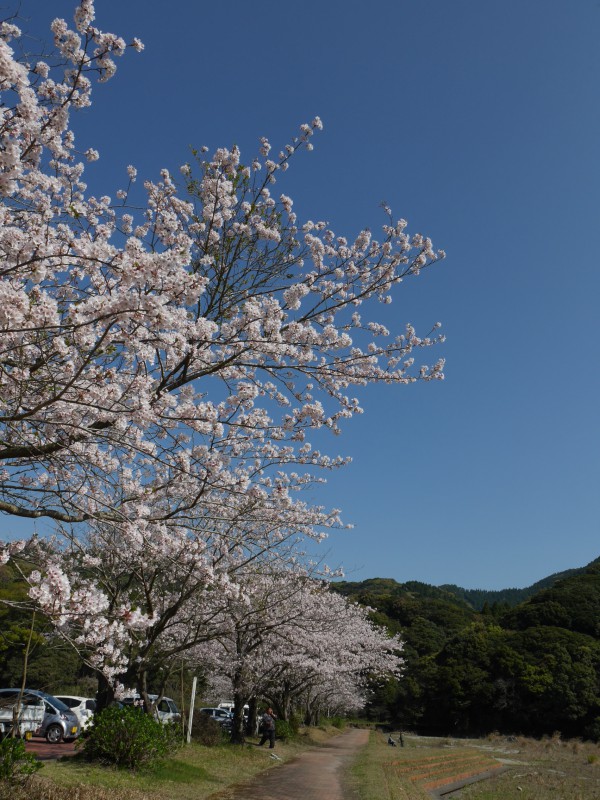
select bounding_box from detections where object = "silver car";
[199,707,233,728]
[0,689,81,743]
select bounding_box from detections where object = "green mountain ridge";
[334,558,598,611]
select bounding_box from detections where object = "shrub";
[190,711,227,746]
[0,736,42,786]
[81,706,180,770]
[275,717,299,742]
[584,717,600,742]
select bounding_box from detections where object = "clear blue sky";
[13,0,600,590]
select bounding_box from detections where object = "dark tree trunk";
[230,688,248,744]
[95,673,115,713]
[245,696,258,736]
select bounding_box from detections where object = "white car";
[55,695,96,730]
[152,695,181,724]
[122,694,181,724]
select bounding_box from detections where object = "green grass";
[13,726,342,800]
[146,758,211,783]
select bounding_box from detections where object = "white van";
[122,693,181,724]
[0,689,45,739]
[218,700,249,715]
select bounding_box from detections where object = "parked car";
[218,700,249,715]
[121,693,181,724]
[54,695,96,730]
[199,707,233,728]
[0,689,80,743]
[217,700,249,727]
[0,689,45,740]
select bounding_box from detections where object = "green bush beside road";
[81,706,180,770]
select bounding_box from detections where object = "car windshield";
[39,692,71,713]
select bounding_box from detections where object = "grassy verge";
[349,731,430,800]
[349,731,600,800]
[6,726,341,800]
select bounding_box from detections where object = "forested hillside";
[333,557,600,740]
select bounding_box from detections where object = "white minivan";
[218,700,249,715]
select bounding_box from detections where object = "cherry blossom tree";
[0,1,445,688]
[193,571,403,742]
[260,586,403,724]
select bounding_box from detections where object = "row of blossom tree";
[189,570,403,742]
[0,0,443,720]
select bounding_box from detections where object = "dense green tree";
[504,565,600,638]
[421,622,519,735]
[0,563,85,693]
[511,626,600,737]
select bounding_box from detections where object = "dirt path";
[226,728,369,800]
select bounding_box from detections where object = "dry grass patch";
[458,733,600,800]
[350,731,600,800]
[350,733,503,799]
[350,732,431,800]
[389,750,503,792]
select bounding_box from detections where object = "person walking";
[257,707,276,748]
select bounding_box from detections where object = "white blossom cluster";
[0,2,445,690]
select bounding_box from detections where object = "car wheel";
[46,724,63,744]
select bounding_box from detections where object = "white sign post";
[186,676,197,744]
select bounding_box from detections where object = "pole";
[186,676,197,744]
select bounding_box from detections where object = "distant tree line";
[333,559,600,740]
[439,565,584,611]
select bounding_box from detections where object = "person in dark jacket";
[257,707,276,748]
